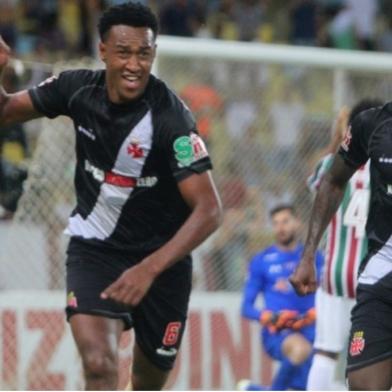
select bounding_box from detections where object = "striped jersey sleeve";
[307,154,334,193]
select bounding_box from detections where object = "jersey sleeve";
[307,154,333,193]
[338,110,374,169]
[241,255,265,321]
[28,70,85,119]
[158,99,213,182]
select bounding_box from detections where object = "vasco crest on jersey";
[173,132,209,168]
[341,126,352,152]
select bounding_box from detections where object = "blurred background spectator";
[0,0,390,60]
[1,0,390,292]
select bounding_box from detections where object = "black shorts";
[65,248,192,371]
[346,272,392,373]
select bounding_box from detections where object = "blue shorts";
[263,327,314,390]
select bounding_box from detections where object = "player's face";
[271,210,299,247]
[99,25,156,103]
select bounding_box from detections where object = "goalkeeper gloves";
[291,308,316,331]
[260,309,299,333]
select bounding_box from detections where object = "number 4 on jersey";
[343,189,370,239]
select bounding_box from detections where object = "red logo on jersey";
[127,142,144,158]
[162,322,182,346]
[341,127,352,152]
[349,331,365,356]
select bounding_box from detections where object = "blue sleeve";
[241,256,265,321]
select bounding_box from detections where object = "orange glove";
[291,308,316,331]
[260,309,299,333]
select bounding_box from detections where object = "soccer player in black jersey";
[0,3,222,390]
[289,99,392,390]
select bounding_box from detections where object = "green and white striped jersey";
[308,154,370,298]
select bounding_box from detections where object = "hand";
[289,257,317,296]
[260,309,299,333]
[101,262,156,306]
[291,308,316,330]
[336,106,350,139]
[0,35,11,76]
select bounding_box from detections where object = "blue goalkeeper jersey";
[241,243,324,322]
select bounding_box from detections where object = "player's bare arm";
[0,36,42,127]
[290,154,356,295]
[101,171,222,306]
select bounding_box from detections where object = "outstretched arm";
[0,36,42,127]
[101,171,223,306]
[290,154,356,295]
[241,270,263,321]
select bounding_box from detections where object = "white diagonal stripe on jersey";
[65,110,153,240]
[358,241,392,285]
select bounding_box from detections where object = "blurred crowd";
[0,0,391,63]
[1,0,391,291]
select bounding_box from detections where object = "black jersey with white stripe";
[28,69,212,256]
[338,103,392,253]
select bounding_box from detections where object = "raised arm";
[290,154,356,295]
[0,36,42,127]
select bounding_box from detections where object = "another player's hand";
[260,309,299,333]
[291,308,316,330]
[101,262,156,306]
[0,36,10,76]
[289,257,317,296]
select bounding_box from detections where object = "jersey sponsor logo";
[349,331,365,356]
[263,253,279,261]
[85,160,104,182]
[155,347,178,357]
[127,140,144,158]
[273,278,290,292]
[173,133,209,168]
[137,177,157,187]
[268,264,282,274]
[341,126,352,152]
[77,125,96,141]
[84,160,157,188]
[38,75,58,87]
[379,157,392,164]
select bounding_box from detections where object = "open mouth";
[122,74,141,89]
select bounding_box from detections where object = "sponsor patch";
[350,331,365,356]
[173,133,208,168]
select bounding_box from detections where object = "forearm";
[142,202,222,277]
[303,173,345,258]
[241,301,262,321]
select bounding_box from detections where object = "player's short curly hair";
[98,2,158,41]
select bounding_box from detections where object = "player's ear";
[99,42,107,63]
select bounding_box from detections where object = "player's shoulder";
[252,245,279,263]
[352,102,388,131]
[57,68,104,85]
[146,75,193,120]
